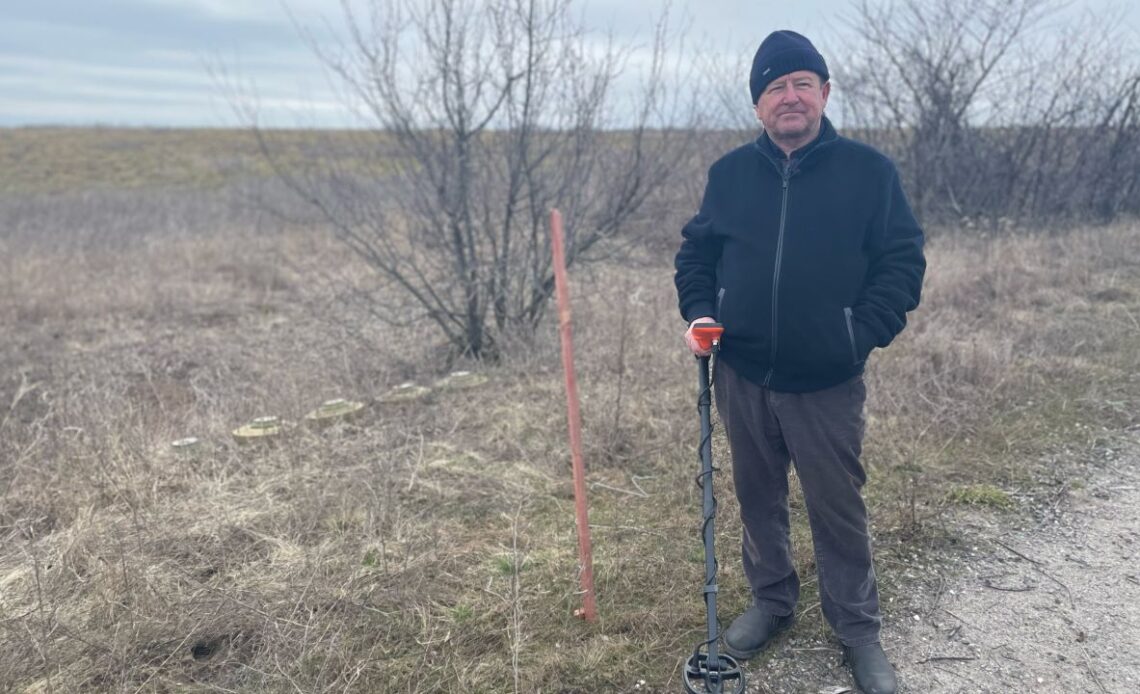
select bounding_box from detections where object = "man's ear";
[821,81,831,105]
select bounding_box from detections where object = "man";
[673,30,925,694]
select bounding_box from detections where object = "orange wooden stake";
[550,208,597,622]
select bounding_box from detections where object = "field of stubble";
[1,128,1138,692]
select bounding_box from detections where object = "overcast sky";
[2,0,1136,128]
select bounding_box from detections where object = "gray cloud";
[2,0,1135,127]
[0,0,342,126]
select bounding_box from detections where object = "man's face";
[754,70,830,143]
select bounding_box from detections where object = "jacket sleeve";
[674,170,724,323]
[852,164,926,357]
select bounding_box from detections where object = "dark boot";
[722,606,794,660]
[842,642,897,694]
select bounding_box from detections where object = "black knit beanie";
[749,30,829,104]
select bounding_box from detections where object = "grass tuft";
[945,484,1015,509]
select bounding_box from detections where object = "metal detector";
[683,322,745,694]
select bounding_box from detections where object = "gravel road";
[885,435,1140,693]
[734,433,1139,694]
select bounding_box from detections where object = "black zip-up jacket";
[674,117,926,393]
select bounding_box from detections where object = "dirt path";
[884,435,1140,693]
[742,434,1140,694]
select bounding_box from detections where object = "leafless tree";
[837,0,1140,226]
[259,0,698,358]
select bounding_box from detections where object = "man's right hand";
[684,316,717,357]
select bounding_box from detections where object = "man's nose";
[780,87,800,104]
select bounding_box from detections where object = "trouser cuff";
[751,598,794,618]
[839,634,881,648]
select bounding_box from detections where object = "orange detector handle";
[691,322,724,352]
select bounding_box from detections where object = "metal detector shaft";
[684,323,742,694]
[697,354,720,678]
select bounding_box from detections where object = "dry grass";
[0,127,402,194]
[1,131,1138,692]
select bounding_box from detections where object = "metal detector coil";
[684,650,744,694]
[682,322,746,694]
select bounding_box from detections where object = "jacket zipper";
[755,137,833,388]
[763,167,791,387]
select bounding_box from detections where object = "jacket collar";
[756,115,838,169]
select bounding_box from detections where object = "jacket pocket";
[844,307,860,365]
